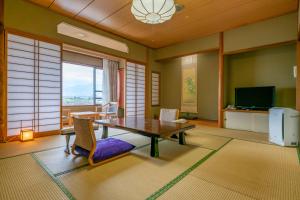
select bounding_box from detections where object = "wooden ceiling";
[28,0,297,48]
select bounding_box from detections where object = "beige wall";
[155,34,219,61]
[4,0,148,63]
[224,12,297,53]
[226,43,297,108]
[160,52,219,120]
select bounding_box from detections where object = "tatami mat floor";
[0,126,298,200]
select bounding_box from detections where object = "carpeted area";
[0,155,70,200]
[59,140,212,200]
[189,139,300,200]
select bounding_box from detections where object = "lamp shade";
[131,0,176,24]
[20,129,34,142]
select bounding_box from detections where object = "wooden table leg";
[102,126,108,139]
[150,136,159,157]
[64,135,71,154]
[179,132,186,145]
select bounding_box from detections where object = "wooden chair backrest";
[159,109,179,122]
[73,117,96,151]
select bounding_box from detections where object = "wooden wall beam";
[297,41,300,111]
[297,0,300,111]
[0,0,4,142]
[218,32,224,128]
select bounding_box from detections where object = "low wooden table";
[95,117,195,157]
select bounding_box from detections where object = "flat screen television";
[235,86,275,110]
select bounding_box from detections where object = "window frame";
[62,61,103,106]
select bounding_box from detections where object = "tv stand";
[223,109,269,133]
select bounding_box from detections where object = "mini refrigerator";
[269,107,300,146]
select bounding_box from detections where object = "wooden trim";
[5,27,62,45]
[297,41,300,111]
[223,109,269,114]
[298,0,300,41]
[224,40,296,55]
[0,0,3,26]
[155,48,219,62]
[145,48,150,118]
[0,26,5,142]
[218,32,224,128]
[6,130,61,142]
[1,30,7,141]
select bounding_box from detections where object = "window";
[62,63,103,105]
[126,62,145,117]
[152,72,160,106]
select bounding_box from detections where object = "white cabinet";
[224,110,269,133]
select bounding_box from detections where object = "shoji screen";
[37,41,61,133]
[151,72,160,106]
[7,33,61,136]
[126,62,145,117]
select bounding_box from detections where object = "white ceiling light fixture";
[131,0,176,24]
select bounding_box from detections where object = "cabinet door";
[252,113,269,133]
[224,111,252,131]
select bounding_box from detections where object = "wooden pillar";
[218,32,224,128]
[145,48,151,118]
[0,0,4,142]
[297,42,300,111]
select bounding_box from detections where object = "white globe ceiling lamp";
[131,0,176,24]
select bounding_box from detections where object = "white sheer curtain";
[102,59,119,104]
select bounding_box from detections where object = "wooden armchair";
[71,117,135,166]
[99,102,118,119]
[62,109,71,126]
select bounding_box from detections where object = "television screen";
[235,86,275,110]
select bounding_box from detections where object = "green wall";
[160,52,219,120]
[226,43,297,108]
[224,12,297,53]
[4,0,148,63]
[155,34,219,61]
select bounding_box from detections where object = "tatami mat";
[33,133,151,175]
[59,140,212,200]
[33,147,88,175]
[158,175,254,200]
[186,125,269,144]
[0,155,69,200]
[185,132,231,150]
[190,139,300,200]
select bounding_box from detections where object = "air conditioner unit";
[269,107,300,146]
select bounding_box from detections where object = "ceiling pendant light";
[131,0,176,24]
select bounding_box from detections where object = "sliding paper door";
[7,33,61,136]
[7,34,35,136]
[126,62,145,117]
[37,41,61,133]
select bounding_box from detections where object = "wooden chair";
[99,102,118,119]
[62,109,71,126]
[71,117,135,166]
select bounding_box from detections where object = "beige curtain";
[103,59,119,104]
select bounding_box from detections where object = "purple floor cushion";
[75,138,135,163]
